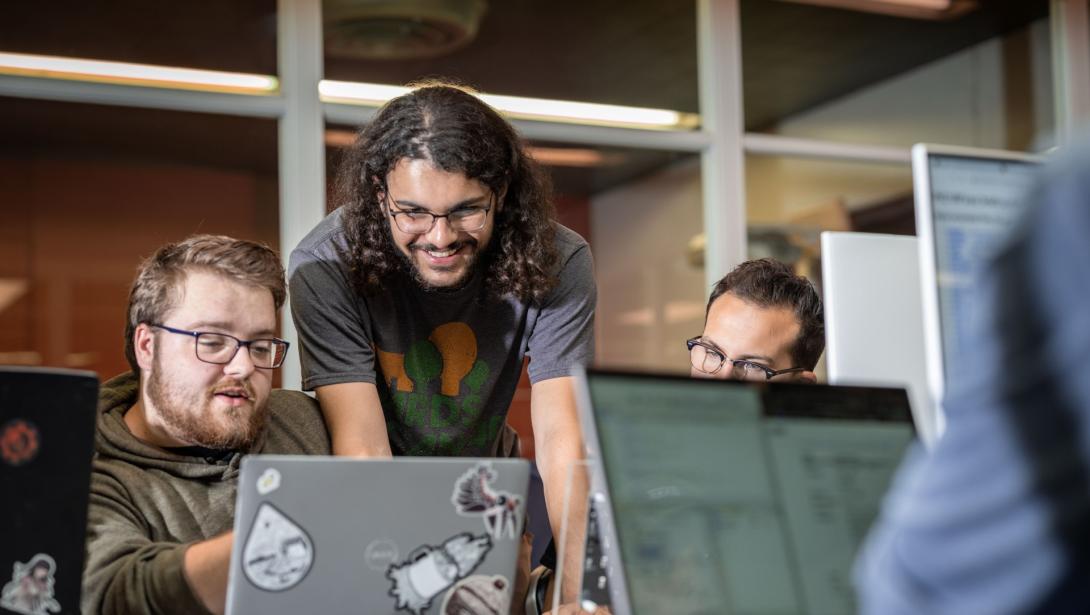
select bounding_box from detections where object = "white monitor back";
[821,231,940,446]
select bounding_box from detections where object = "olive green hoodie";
[81,372,330,615]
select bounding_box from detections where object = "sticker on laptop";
[1,419,40,467]
[256,468,281,495]
[451,463,523,540]
[386,532,492,615]
[365,539,400,571]
[242,503,314,592]
[439,574,511,615]
[0,553,61,615]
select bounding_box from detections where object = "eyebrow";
[390,195,489,212]
[699,337,773,363]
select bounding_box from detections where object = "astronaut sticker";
[242,503,314,592]
[451,464,522,540]
[386,532,492,615]
[0,553,61,615]
[440,575,511,615]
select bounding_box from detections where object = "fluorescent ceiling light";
[526,146,620,167]
[320,80,700,130]
[776,0,977,19]
[0,52,278,94]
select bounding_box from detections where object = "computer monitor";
[821,231,937,445]
[913,144,1043,414]
[575,368,914,615]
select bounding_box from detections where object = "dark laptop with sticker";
[574,368,915,615]
[226,456,530,615]
[1,367,98,615]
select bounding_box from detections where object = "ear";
[133,323,156,372]
[795,370,817,384]
[495,185,508,212]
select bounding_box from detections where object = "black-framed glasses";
[150,324,290,369]
[685,336,805,381]
[384,190,493,234]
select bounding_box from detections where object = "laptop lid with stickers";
[226,456,529,615]
[1,367,98,615]
[574,368,914,615]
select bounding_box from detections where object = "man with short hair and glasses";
[82,235,330,615]
[690,258,824,383]
[288,83,596,605]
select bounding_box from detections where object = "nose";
[425,215,457,248]
[223,344,257,379]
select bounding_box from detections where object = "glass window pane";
[742,1,1053,151]
[321,1,698,112]
[0,97,279,379]
[4,1,277,74]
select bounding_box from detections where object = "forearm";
[315,382,393,457]
[182,533,234,615]
[531,377,587,604]
[539,437,588,605]
[84,542,214,615]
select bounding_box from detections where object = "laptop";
[226,456,530,615]
[574,368,914,615]
[821,231,937,446]
[0,367,98,615]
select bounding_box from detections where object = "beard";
[146,352,268,450]
[398,238,484,292]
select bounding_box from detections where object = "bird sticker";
[451,463,522,541]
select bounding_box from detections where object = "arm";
[531,376,587,605]
[83,476,221,615]
[182,533,234,615]
[289,235,389,457]
[315,382,393,457]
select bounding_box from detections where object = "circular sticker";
[364,539,399,571]
[1,419,40,466]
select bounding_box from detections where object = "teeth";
[427,249,456,257]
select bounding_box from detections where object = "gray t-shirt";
[288,208,596,456]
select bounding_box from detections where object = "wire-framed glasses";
[150,324,290,369]
[685,336,805,381]
[384,190,493,234]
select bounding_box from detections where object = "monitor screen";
[925,152,1040,383]
[586,373,914,615]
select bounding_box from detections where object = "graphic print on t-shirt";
[376,322,504,456]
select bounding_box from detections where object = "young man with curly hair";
[288,83,596,602]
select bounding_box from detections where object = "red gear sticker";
[1,419,40,466]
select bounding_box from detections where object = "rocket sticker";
[386,532,492,615]
[451,463,522,540]
[242,503,314,592]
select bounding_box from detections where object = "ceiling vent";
[324,0,488,60]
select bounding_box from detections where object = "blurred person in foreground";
[855,148,1090,613]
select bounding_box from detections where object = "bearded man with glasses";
[82,235,330,615]
[689,258,824,384]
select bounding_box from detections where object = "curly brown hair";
[335,83,559,303]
